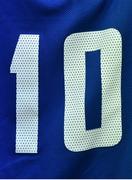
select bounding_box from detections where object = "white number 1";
[10,28,122,153]
[10,35,39,153]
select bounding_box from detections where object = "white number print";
[10,35,39,153]
[64,28,122,152]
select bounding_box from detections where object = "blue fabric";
[85,50,101,130]
[0,0,132,178]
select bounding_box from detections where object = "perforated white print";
[64,28,122,152]
[10,35,39,153]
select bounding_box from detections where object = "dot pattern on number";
[64,28,122,152]
[10,35,39,153]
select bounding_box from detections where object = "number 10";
[10,28,122,153]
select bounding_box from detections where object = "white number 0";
[64,28,122,152]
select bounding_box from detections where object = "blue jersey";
[0,0,132,178]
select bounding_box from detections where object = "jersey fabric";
[0,0,132,178]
